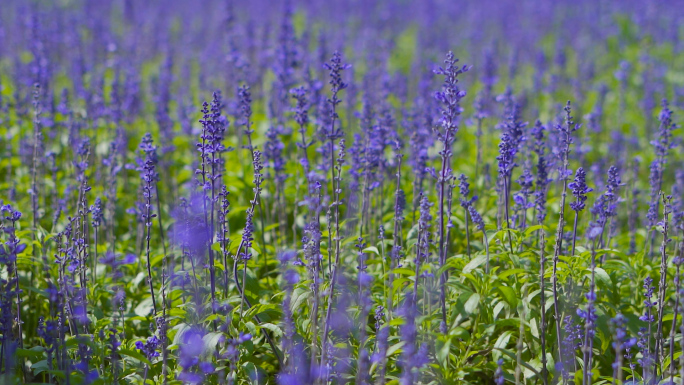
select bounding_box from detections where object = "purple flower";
[495,358,505,385]
[468,205,485,231]
[639,276,656,322]
[532,120,551,224]
[90,197,103,227]
[651,98,678,164]
[136,335,161,360]
[568,167,592,212]
[458,174,476,208]
[557,315,582,381]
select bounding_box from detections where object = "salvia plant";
[1,1,684,384]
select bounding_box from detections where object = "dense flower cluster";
[1,1,683,384]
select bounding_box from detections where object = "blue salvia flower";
[672,169,684,231]
[355,237,373,385]
[278,250,301,382]
[628,158,642,254]
[557,315,582,382]
[569,168,592,212]
[647,160,661,228]
[433,52,469,289]
[497,105,526,241]
[75,337,98,384]
[291,86,309,128]
[107,326,122,380]
[532,120,551,224]
[264,125,288,184]
[177,327,206,383]
[372,324,390,383]
[555,101,581,181]
[502,102,528,165]
[323,51,350,127]
[291,86,314,184]
[136,335,161,361]
[651,99,678,167]
[238,85,254,152]
[645,101,678,256]
[136,133,159,314]
[638,276,656,381]
[637,327,653,381]
[90,197,103,228]
[348,132,365,193]
[223,332,252,383]
[459,173,476,257]
[240,152,264,263]
[494,358,505,385]
[578,285,598,384]
[197,92,229,311]
[467,203,491,272]
[512,168,534,229]
[610,314,636,381]
[604,166,622,203]
[398,297,429,385]
[589,166,621,248]
[417,194,433,264]
[497,133,516,180]
[458,174,475,209]
[273,0,298,113]
[640,277,657,323]
[481,46,498,97]
[468,205,485,232]
[37,317,58,370]
[1,204,26,356]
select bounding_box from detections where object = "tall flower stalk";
[458,174,474,259]
[30,84,43,231]
[533,119,550,385]
[639,277,656,383]
[231,150,282,366]
[569,167,592,255]
[138,133,159,314]
[647,99,678,254]
[433,51,469,331]
[580,222,601,385]
[551,101,580,384]
[654,194,671,374]
[468,204,489,271]
[320,52,349,354]
[388,143,405,321]
[197,92,227,316]
[238,85,267,256]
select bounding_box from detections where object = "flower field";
[1,0,684,384]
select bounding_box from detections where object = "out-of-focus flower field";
[1,1,684,384]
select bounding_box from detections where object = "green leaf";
[498,268,525,279]
[462,254,487,274]
[172,323,191,345]
[593,267,611,286]
[363,246,380,255]
[493,347,540,376]
[497,286,518,309]
[134,297,155,317]
[16,346,45,361]
[31,360,50,375]
[436,338,451,367]
[119,349,152,366]
[261,323,283,337]
[387,341,405,358]
[291,287,311,315]
[390,268,416,276]
[464,293,480,314]
[203,332,224,355]
[493,331,514,360]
